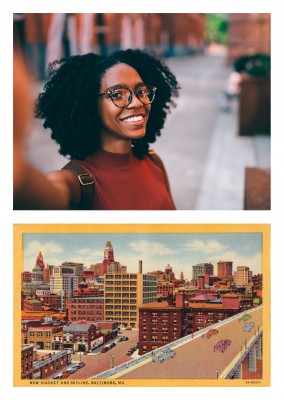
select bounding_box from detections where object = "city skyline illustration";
[23,232,262,279]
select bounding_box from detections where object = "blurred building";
[14,13,206,81]
[227,13,271,65]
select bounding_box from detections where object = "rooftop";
[140,301,180,310]
[63,323,94,333]
[189,294,217,301]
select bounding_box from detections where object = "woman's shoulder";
[147,149,165,170]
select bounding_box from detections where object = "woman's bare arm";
[13,150,81,210]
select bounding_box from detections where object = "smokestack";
[139,260,142,274]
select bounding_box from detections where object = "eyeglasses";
[98,84,157,108]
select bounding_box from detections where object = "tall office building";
[217,261,233,279]
[50,265,79,296]
[61,261,84,284]
[104,261,157,328]
[35,251,45,271]
[234,266,253,286]
[192,263,214,281]
[31,264,43,285]
[102,241,115,274]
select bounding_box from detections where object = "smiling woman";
[14,49,179,210]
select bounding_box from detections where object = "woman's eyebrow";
[105,81,145,91]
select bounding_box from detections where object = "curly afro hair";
[35,49,180,160]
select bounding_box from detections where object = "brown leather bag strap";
[62,160,94,210]
[147,149,175,208]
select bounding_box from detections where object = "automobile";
[127,349,134,356]
[202,329,219,339]
[243,322,254,332]
[125,327,132,331]
[61,370,70,379]
[53,373,63,379]
[239,314,252,323]
[134,343,139,350]
[122,336,129,341]
[101,345,110,353]
[77,362,85,369]
[109,342,116,348]
[117,337,123,342]
[67,365,78,374]
[214,339,232,353]
[152,348,176,363]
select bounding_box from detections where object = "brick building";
[22,298,43,312]
[138,301,192,354]
[66,296,104,323]
[189,293,241,332]
[22,320,42,344]
[32,349,71,379]
[27,325,64,351]
[21,271,32,283]
[21,344,34,379]
[157,281,174,300]
[92,13,205,56]
[35,292,62,310]
[21,310,67,324]
[62,322,100,352]
[227,13,271,65]
[73,285,103,297]
[217,260,233,279]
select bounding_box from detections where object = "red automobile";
[214,339,231,353]
[61,370,70,379]
[202,329,219,339]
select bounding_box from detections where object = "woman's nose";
[127,91,143,108]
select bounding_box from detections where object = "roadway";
[113,307,262,379]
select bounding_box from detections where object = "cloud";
[25,240,63,257]
[183,239,227,254]
[24,240,64,271]
[76,248,102,258]
[128,239,176,256]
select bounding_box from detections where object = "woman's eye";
[112,91,124,99]
[138,88,150,97]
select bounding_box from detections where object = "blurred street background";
[14,13,271,210]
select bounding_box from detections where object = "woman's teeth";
[123,116,143,123]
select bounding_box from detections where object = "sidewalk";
[194,101,270,210]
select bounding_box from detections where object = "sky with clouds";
[23,232,262,280]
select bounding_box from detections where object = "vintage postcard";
[14,224,270,387]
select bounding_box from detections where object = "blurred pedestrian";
[22,13,49,81]
[16,49,179,210]
[46,13,77,67]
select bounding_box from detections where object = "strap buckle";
[78,173,94,186]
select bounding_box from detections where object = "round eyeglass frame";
[98,85,157,108]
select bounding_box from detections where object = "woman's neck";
[100,136,132,154]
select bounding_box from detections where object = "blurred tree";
[206,14,228,45]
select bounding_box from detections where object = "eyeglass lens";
[111,85,155,107]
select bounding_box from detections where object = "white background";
[2,0,283,399]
